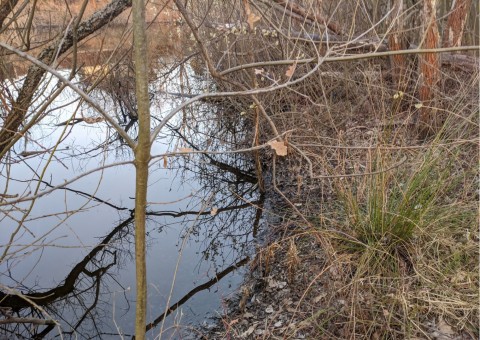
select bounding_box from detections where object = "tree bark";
[418,0,440,136]
[442,0,472,47]
[132,0,151,339]
[388,0,408,90]
[0,0,132,157]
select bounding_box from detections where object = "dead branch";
[271,0,343,35]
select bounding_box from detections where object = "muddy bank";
[196,154,335,339]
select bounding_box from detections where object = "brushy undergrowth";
[210,70,478,340]
[314,118,479,338]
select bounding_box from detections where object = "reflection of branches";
[144,257,249,335]
[0,0,135,156]
[168,124,257,183]
[146,200,258,218]
[0,160,133,207]
[34,179,131,212]
[0,217,133,310]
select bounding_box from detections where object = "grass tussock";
[311,121,479,338]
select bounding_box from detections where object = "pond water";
[0,27,261,339]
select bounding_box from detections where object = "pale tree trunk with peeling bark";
[442,0,472,48]
[387,0,408,91]
[132,0,150,339]
[418,0,440,136]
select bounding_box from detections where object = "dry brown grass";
[198,3,479,335]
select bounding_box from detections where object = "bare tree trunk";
[132,0,151,339]
[418,0,440,136]
[442,0,472,47]
[388,0,408,90]
[0,0,132,157]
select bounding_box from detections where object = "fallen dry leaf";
[313,293,327,304]
[247,13,261,29]
[286,307,297,313]
[268,140,288,156]
[241,325,256,337]
[437,317,455,337]
[243,0,261,30]
[285,62,297,79]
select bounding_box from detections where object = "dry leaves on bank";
[268,140,288,156]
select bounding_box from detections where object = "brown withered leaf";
[163,155,168,168]
[268,140,288,156]
[285,62,297,79]
[247,12,261,29]
[243,0,261,30]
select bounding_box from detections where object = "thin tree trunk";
[388,0,408,90]
[442,0,472,47]
[418,0,440,136]
[132,0,151,339]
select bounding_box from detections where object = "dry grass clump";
[319,138,478,338]
[290,65,478,336]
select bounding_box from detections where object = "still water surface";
[0,40,260,339]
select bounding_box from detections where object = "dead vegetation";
[179,0,479,338]
[0,0,477,337]
[204,69,478,338]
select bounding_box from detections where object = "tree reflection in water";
[0,53,262,338]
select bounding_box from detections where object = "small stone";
[265,305,274,313]
[274,321,283,328]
